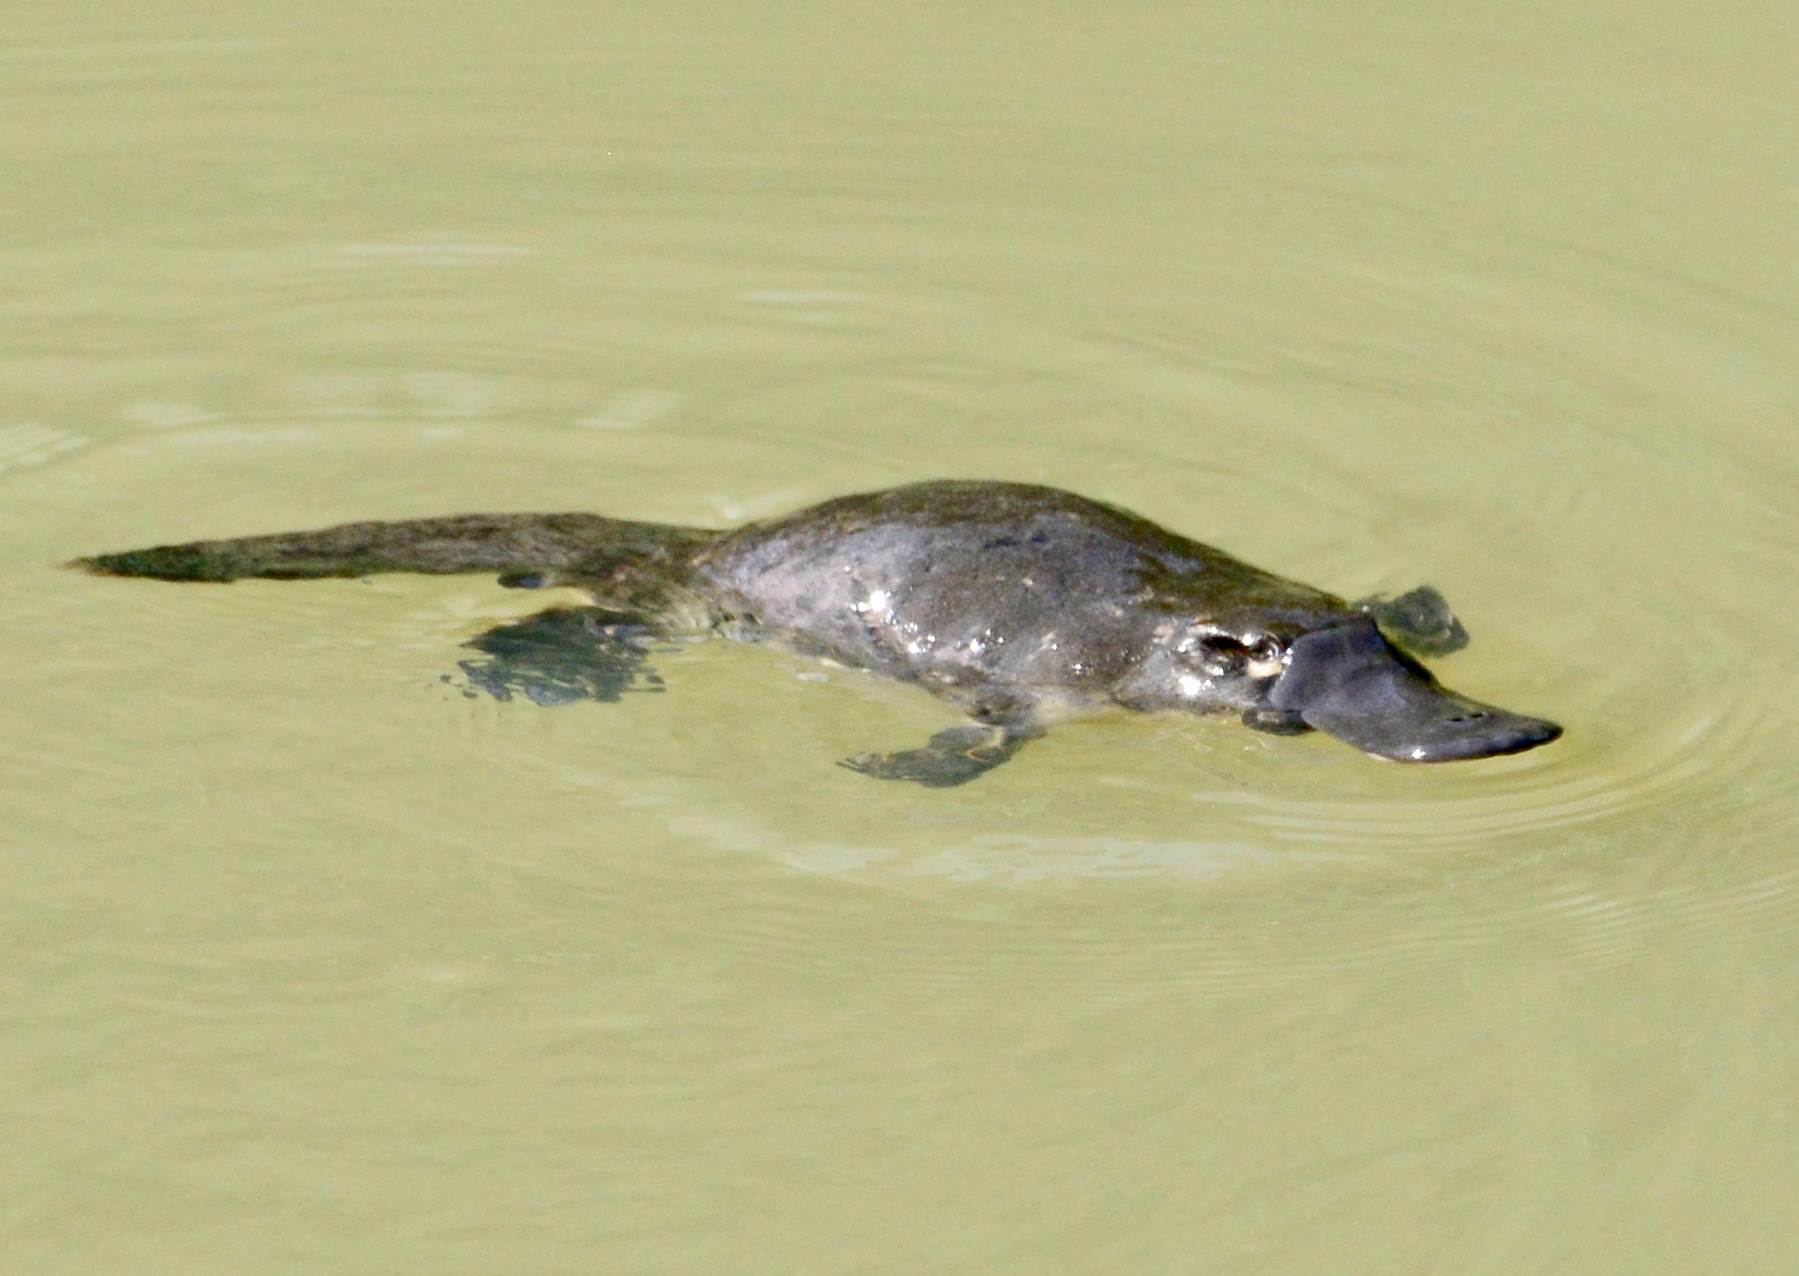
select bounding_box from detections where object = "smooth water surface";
[4,2,1798,1271]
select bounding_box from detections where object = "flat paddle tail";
[73,513,716,586]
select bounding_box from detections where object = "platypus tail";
[73,513,719,587]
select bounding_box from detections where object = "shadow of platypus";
[75,480,1560,786]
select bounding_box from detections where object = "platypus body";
[77,481,1560,786]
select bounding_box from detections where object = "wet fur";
[74,481,1556,783]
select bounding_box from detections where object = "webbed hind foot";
[460,607,665,706]
[840,723,1038,788]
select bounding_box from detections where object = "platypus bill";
[75,480,1561,787]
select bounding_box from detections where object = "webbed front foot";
[1357,585,1469,656]
[1241,707,1312,736]
[459,606,664,706]
[840,724,1036,788]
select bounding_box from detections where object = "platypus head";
[1154,613,1561,762]
[1263,616,1560,761]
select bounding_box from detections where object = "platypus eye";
[1245,635,1286,679]
[1186,630,1284,678]
[1185,629,1288,679]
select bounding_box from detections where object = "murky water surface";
[5,2,1798,1271]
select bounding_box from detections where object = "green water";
[5,2,1798,1271]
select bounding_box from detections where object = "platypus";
[74,480,1560,786]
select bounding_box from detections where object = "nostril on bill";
[1422,714,1562,760]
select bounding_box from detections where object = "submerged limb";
[1356,585,1469,656]
[840,720,1043,788]
[1241,707,1313,736]
[459,606,665,706]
